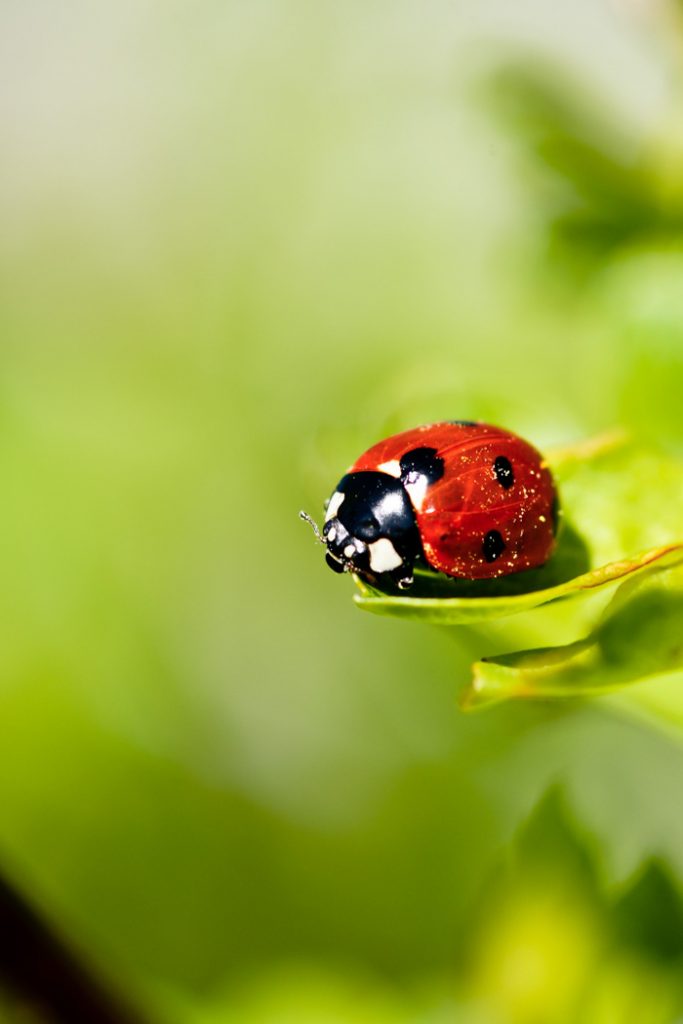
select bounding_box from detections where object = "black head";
[321,471,421,588]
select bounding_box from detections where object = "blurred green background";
[3,2,683,1022]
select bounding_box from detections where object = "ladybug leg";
[387,564,414,590]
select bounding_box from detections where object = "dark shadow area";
[0,870,147,1024]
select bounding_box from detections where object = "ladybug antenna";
[299,510,324,543]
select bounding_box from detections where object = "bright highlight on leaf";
[352,437,683,708]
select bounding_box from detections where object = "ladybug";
[301,421,559,589]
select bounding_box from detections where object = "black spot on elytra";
[399,447,445,487]
[448,420,478,427]
[493,455,514,489]
[482,529,505,562]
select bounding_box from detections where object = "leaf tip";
[460,659,508,712]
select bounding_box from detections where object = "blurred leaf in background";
[482,61,683,271]
[181,793,683,1024]
[461,791,683,1024]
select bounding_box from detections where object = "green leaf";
[463,561,683,709]
[355,544,683,626]
[353,436,683,707]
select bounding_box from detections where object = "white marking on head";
[368,538,403,573]
[378,459,402,478]
[327,527,336,542]
[325,491,344,521]
[344,543,356,558]
[404,476,429,511]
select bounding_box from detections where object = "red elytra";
[349,422,558,580]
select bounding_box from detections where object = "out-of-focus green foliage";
[175,794,683,1024]
[3,2,683,1023]
[482,62,683,270]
